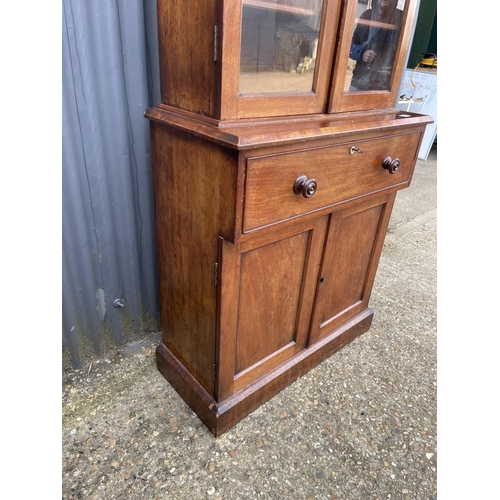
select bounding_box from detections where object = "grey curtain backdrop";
[62,0,161,369]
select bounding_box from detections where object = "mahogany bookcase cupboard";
[145,0,433,436]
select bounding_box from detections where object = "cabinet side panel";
[150,124,238,395]
[157,0,218,117]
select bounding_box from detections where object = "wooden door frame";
[218,0,342,120]
[328,0,419,113]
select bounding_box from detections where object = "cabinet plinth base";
[156,308,374,437]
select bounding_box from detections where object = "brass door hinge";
[214,25,219,62]
[215,262,219,286]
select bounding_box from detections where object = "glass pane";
[239,0,324,94]
[345,0,406,92]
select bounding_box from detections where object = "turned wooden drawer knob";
[293,175,317,198]
[382,156,400,174]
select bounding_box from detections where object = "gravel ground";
[62,145,437,500]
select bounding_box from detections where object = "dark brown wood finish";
[146,104,431,151]
[242,131,421,232]
[157,0,219,117]
[217,215,329,395]
[150,124,239,395]
[147,0,433,436]
[157,307,374,436]
[309,194,396,344]
[149,113,428,434]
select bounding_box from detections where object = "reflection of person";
[349,0,403,91]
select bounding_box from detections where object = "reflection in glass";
[345,0,405,92]
[239,0,324,94]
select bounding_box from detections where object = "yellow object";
[411,53,437,87]
[419,56,437,68]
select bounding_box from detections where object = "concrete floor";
[62,144,437,499]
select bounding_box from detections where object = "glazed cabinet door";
[215,216,328,401]
[328,0,419,113]
[219,0,341,119]
[308,193,396,344]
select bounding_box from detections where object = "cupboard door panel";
[309,195,395,344]
[217,217,328,398]
[236,231,309,374]
[321,203,384,323]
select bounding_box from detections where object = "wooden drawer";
[243,132,421,232]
